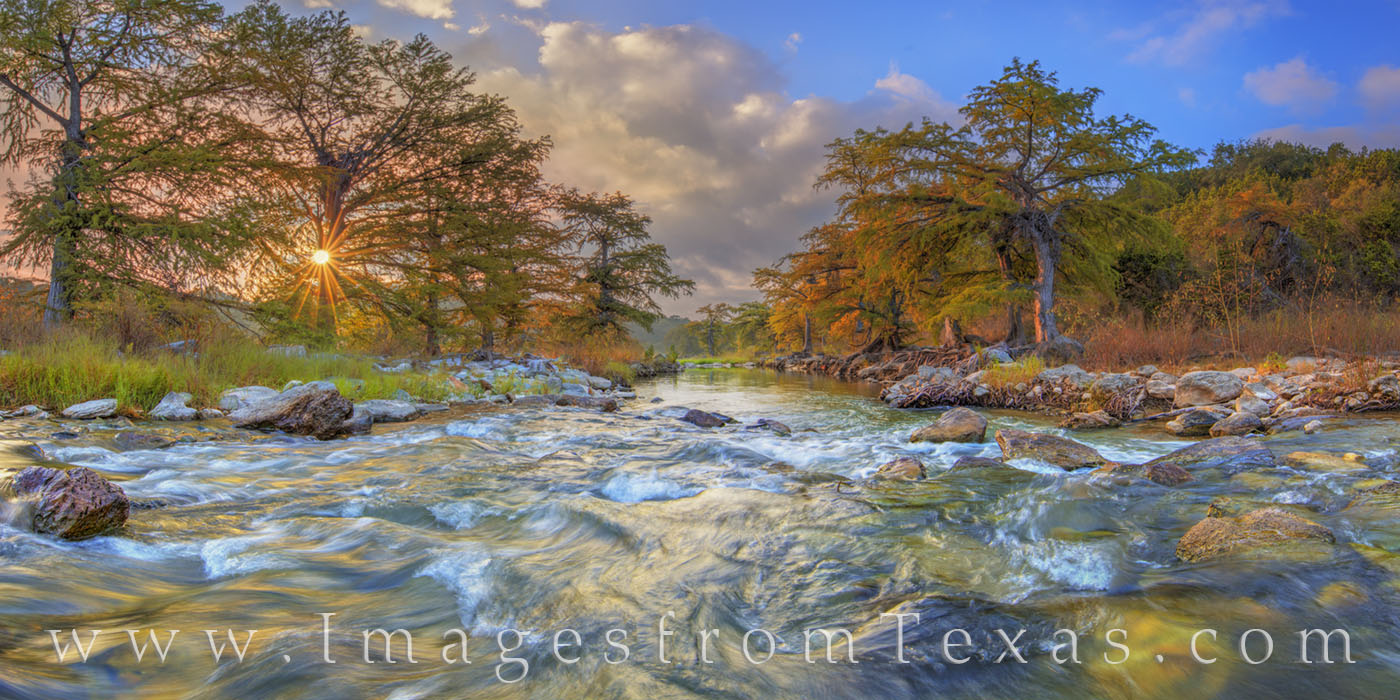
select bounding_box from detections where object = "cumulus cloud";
[1360,65,1400,111]
[376,0,454,21]
[784,32,802,52]
[1243,57,1338,111]
[1120,0,1290,66]
[472,21,958,309]
[511,0,547,8]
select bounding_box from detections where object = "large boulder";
[874,456,926,480]
[1208,411,1262,437]
[1144,379,1176,401]
[994,429,1107,470]
[1234,392,1271,418]
[355,399,422,424]
[1369,374,1400,400]
[1175,507,1335,562]
[1173,371,1244,407]
[1165,407,1227,437]
[5,466,129,540]
[218,386,278,412]
[62,399,117,419]
[148,392,197,421]
[679,408,726,427]
[229,384,355,440]
[909,408,987,443]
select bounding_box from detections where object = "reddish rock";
[9,466,129,540]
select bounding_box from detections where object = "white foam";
[200,536,293,578]
[599,470,702,503]
[416,545,493,626]
[430,501,486,530]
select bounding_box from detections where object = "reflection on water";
[0,368,1399,698]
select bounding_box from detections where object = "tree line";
[756,59,1400,358]
[0,0,692,355]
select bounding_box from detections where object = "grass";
[979,355,1045,389]
[0,329,457,413]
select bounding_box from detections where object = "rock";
[1133,365,1160,377]
[1165,408,1228,437]
[198,408,224,420]
[1098,462,1193,486]
[909,407,987,443]
[511,394,560,408]
[1090,373,1140,400]
[917,365,958,382]
[1036,364,1092,388]
[1147,436,1274,473]
[1,405,47,419]
[416,403,449,414]
[994,429,1107,470]
[391,388,413,402]
[113,432,175,451]
[1284,356,1318,374]
[981,347,1013,364]
[355,399,423,423]
[1229,367,1256,380]
[229,385,355,440]
[875,456,925,480]
[1303,419,1323,435]
[1035,335,1084,364]
[1173,371,1244,407]
[1282,451,1369,474]
[1175,507,1335,562]
[1368,374,1400,399]
[554,395,619,412]
[950,456,1006,470]
[148,392,197,421]
[680,408,726,428]
[282,380,303,392]
[61,399,118,419]
[1208,411,1262,437]
[751,418,792,436]
[1145,379,1176,400]
[1244,383,1278,402]
[1234,393,1270,418]
[5,466,129,540]
[218,386,278,412]
[1345,481,1400,511]
[587,375,612,390]
[1059,410,1120,430]
[339,405,373,435]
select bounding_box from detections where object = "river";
[2,368,1399,698]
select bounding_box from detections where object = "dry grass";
[539,334,642,380]
[980,355,1045,389]
[1081,301,1400,372]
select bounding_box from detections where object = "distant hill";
[627,315,691,350]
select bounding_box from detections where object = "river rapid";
[2,368,1400,699]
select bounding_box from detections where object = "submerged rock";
[4,466,129,540]
[62,399,118,419]
[229,384,355,440]
[1097,462,1194,486]
[750,418,792,436]
[1281,451,1369,474]
[910,407,987,443]
[994,429,1107,470]
[148,392,197,421]
[1174,371,1244,407]
[113,432,176,451]
[554,395,619,412]
[1175,507,1335,562]
[1208,411,1262,437]
[874,456,926,480]
[1147,436,1274,473]
[679,408,726,427]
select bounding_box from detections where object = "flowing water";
[2,369,1400,699]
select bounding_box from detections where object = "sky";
[6,0,1400,314]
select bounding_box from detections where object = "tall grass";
[0,329,454,412]
[539,334,641,380]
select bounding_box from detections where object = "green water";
[1,368,1399,698]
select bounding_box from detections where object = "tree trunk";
[706,321,715,356]
[423,291,441,357]
[994,242,1028,344]
[1030,231,1059,342]
[801,313,812,355]
[42,141,84,327]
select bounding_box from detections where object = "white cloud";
[1359,64,1400,111]
[511,0,547,8]
[474,22,958,309]
[1121,0,1290,66]
[1243,57,1338,111]
[302,0,335,8]
[1178,87,1197,107]
[375,0,454,21]
[784,32,802,52]
[1255,123,1400,149]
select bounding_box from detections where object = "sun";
[312,249,331,265]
